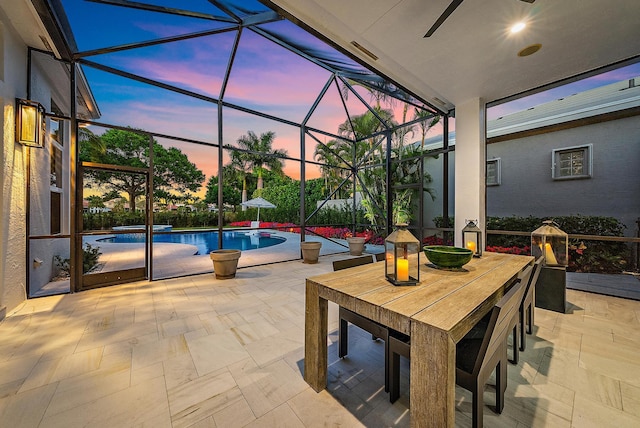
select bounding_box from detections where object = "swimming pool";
[101,230,285,255]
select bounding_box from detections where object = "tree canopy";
[80,128,205,211]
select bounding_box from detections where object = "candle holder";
[462,219,482,257]
[531,220,568,267]
[385,223,420,286]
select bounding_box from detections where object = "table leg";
[304,279,328,392]
[410,322,456,428]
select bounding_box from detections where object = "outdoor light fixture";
[510,22,526,34]
[531,220,568,267]
[385,223,420,286]
[462,219,482,257]
[16,98,45,147]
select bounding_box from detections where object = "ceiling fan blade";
[424,0,465,38]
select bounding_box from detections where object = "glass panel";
[306,79,352,136]
[558,149,585,177]
[223,109,299,166]
[50,192,62,235]
[81,66,218,142]
[81,232,145,275]
[82,168,147,232]
[82,167,147,279]
[152,137,216,279]
[61,0,232,52]
[29,237,71,297]
[131,0,232,16]
[225,29,332,123]
[423,145,454,246]
[49,117,63,146]
[89,32,236,99]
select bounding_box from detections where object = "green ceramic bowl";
[423,246,473,268]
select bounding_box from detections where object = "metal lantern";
[462,219,482,257]
[531,220,568,267]
[385,223,420,286]
[15,98,45,147]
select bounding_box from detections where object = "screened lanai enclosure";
[27,0,456,296]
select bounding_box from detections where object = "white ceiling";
[268,0,640,112]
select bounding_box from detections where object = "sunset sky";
[61,0,640,192]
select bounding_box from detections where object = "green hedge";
[433,215,631,273]
[83,210,219,230]
[488,215,630,273]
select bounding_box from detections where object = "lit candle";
[544,243,558,265]
[466,241,476,252]
[397,258,409,282]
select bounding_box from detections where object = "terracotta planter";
[210,249,241,279]
[300,241,322,264]
[346,237,366,256]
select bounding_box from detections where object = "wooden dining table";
[304,251,534,427]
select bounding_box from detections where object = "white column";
[454,98,486,248]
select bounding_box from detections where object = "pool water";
[101,231,285,255]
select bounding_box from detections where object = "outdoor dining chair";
[519,257,543,352]
[333,255,391,392]
[507,263,535,364]
[388,265,531,427]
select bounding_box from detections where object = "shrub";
[484,215,629,273]
[83,243,102,273]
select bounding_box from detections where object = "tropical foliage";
[226,130,288,205]
[314,106,441,229]
[80,128,205,211]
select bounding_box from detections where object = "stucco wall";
[0,15,29,318]
[487,115,640,236]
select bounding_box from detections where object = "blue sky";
[61,0,640,184]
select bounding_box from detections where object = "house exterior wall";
[28,60,71,295]
[0,13,29,318]
[486,114,640,237]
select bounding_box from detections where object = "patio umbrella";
[240,197,276,222]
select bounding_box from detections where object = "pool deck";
[33,230,384,296]
[33,230,638,300]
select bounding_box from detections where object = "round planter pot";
[346,237,366,256]
[300,241,322,264]
[210,249,241,279]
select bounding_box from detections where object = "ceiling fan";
[424,0,536,38]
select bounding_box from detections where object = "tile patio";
[2,254,640,427]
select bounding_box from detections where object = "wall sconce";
[15,98,45,148]
[385,223,420,286]
[462,219,482,257]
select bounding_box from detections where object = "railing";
[487,230,640,271]
[422,228,639,271]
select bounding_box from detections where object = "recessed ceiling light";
[510,22,526,34]
[518,43,542,57]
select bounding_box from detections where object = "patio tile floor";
[2,254,640,427]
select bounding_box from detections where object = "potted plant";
[346,236,366,255]
[210,249,241,279]
[300,241,322,264]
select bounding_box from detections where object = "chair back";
[466,265,532,375]
[525,257,543,296]
[333,255,374,271]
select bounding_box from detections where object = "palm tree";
[314,139,351,199]
[229,149,253,207]
[414,108,441,149]
[235,131,288,190]
[78,126,106,162]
